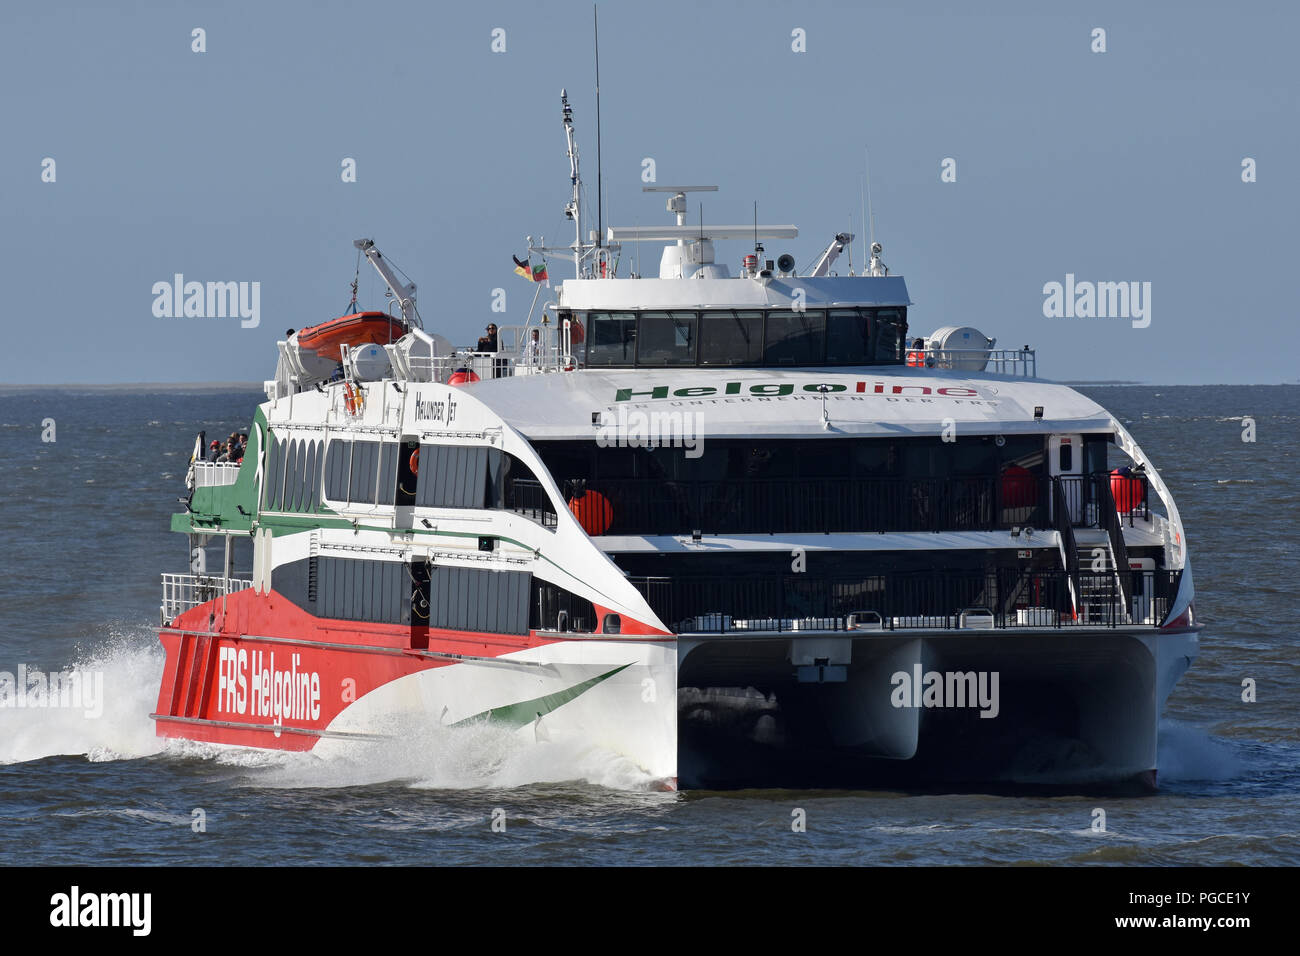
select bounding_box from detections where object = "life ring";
[906,350,926,367]
[343,382,364,415]
[409,448,419,475]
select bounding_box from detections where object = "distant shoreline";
[0,382,266,392]
[1,380,1295,391]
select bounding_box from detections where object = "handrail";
[160,572,251,624]
[625,567,1179,632]
[1094,472,1132,618]
[1052,477,1081,618]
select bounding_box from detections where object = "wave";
[0,624,658,792]
[1158,720,1243,781]
[0,627,167,765]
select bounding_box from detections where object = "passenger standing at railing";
[522,328,542,367]
[476,323,509,378]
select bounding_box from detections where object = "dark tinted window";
[874,308,906,363]
[1058,443,1073,471]
[586,312,637,366]
[325,439,350,501]
[700,311,764,365]
[283,440,299,511]
[636,312,696,366]
[348,441,378,504]
[764,310,825,365]
[262,433,280,510]
[825,309,872,364]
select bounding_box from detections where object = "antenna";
[594,5,603,250]
[848,207,855,274]
[864,147,876,248]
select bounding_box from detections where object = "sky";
[2,0,1296,385]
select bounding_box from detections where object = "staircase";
[1052,476,1132,626]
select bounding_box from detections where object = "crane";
[353,238,421,328]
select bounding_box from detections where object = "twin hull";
[154,587,1196,790]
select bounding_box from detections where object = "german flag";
[513,254,548,283]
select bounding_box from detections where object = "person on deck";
[476,324,499,353]
[522,328,542,366]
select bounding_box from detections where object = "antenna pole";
[865,147,876,248]
[594,6,603,251]
[561,89,583,277]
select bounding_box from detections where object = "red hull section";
[154,587,560,751]
[296,311,407,362]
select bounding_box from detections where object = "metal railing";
[628,568,1180,633]
[1055,473,1150,527]
[192,461,243,488]
[505,478,558,529]
[1051,478,1081,616]
[160,572,252,623]
[1095,474,1132,612]
[905,347,1036,377]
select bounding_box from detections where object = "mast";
[594,5,603,252]
[561,89,584,277]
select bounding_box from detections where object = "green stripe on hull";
[452,663,632,731]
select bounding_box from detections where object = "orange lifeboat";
[296,311,407,361]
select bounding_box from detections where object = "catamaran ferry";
[154,93,1198,789]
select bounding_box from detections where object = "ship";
[153,92,1198,790]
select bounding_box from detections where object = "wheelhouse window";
[700,311,764,366]
[764,310,825,365]
[825,309,873,364]
[581,306,907,367]
[874,308,906,363]
[636,311,697,366]
[586,312,637,366]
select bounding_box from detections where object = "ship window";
[874,308,906,363]
[1058,443,1073,472]
[636,312,697,366]
[530,578,596,633]
[262,433,281,510]
[700,311,764,365]
[348,440,378,504]
[294,440,308,511]
[586,312,638,366]
[825,309,873,364]
[764,310,825,365]
[283,439,299,511]
[376,442,399,506]
[302,441,317,512]
[325,439,351,502]
[310,440,323,511]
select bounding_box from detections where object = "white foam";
[1158,720,1243,781]
[248,715,658,792]
[0,627,167,765]
[0,625,659,792]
